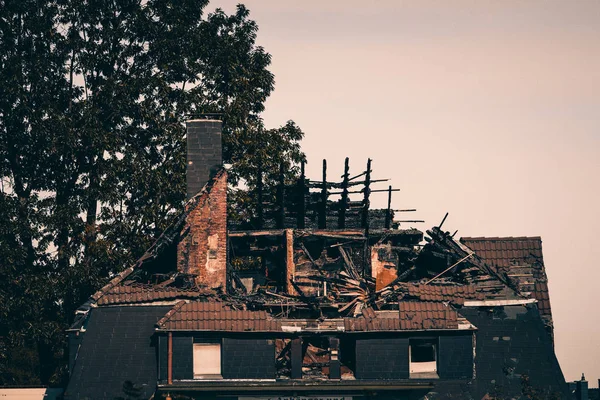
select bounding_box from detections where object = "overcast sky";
[212,0,600,385]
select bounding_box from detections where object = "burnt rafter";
[230,156,411,231]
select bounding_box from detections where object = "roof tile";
[461,236,552,319]
[96,284,204,306]
[157,301,281,332]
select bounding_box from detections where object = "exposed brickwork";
[177,170,228,289]
[186,119,223,200]
[222,339,276,379]
[371,244,398,291]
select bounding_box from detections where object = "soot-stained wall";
[355,338,410,379]
[438,334,474,379]
[222,338,275,379]
[459,305,569,399]
[171,336,194,380]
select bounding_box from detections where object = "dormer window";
[193,342,222,379]
[409,339,438,379]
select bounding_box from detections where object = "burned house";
[65,119,568,400]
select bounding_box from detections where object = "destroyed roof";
[344,302,460,331]
[156,301,282,332]
[396,283,485,305]
[460,236,553,321]
[88,169,228,306]
[421,227,524,301]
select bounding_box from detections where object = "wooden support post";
[385,185,392,229]
[362,159,372,277]
[276,162,285,228]
[438,212,449,230]
[361,158,372,231]
[297,161,306,228]
[329,337,341,380]
[318,159,327,229]
[291,338,303,379]
[285,229,296,295]
[338,157,350,229]
[167,332,173,385]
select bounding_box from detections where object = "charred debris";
[90,157,532,380]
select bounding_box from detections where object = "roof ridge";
[461,236,542,241]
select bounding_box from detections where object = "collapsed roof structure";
[65,119,568,400]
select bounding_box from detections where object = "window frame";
[192,340,223,379]
[409,338,439,378]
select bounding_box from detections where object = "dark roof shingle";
[65,306,172,400]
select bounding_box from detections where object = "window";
[193,343,222,378]
[409,339,438,378]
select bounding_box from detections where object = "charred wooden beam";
[318,159,327,229]
[338,157,350,229]
[438,212,449,230]
[361,158,372,230]
[385,185,392,229]
[228,229,285,237]
[291,338,303,379]
[339,246,361,280]
[308,178,388,189]
[285,229,296,295]
[329,188,399,195]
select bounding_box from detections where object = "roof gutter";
[463,299,537,307]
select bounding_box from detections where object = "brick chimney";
[177,119,227,289]
[576,373,589,400]
[186,119,223,199]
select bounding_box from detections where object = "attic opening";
[409,338,438,379]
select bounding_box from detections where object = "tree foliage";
[0,0,304,385]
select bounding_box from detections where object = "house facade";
[64,119,567,400]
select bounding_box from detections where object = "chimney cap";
[186,113,223,122]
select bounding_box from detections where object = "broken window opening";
[193,342,222,379]
[276,336,355,380]
[409,338,438,379]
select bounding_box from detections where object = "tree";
[0,0,304,385]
